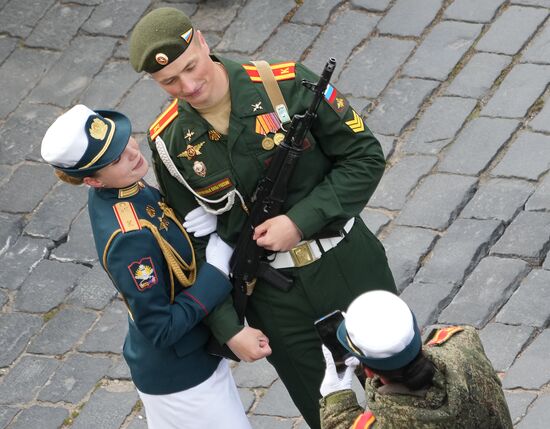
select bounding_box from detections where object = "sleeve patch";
[352,411,376,429]
[426,326,464,346]
[345,109,365,133]
[128,257,158,291]
[324,84,350,118]
[149,99,179,140]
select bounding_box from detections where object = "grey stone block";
[0,36,16,65]
[0,356,59,403]
[126,415,148,429]
[0,163,57,213]
[496,269,550,327]
[382,226,438,292]
[351,0,391,10]
[189,0,239,31]
[79,300,127,354]
[403,21,482,80]
[248,415,294,429]
[25,3,93,49]
[376,134,396,160]
[482,64,550,118]
[367,78,439,135]
[491,131,550,181]
[38,353,111,404]
[503,329,550,389]
[461,178,535,223]
[82,0,150,37]
[477,6,548,55]
[480,323,534,372]
[0,0,56,38]
[67,264,117,310]
[400,281,456,329]
[415,218,503,286]
[397,174,478,230]
[337,37,415,99]
[106,356,131,380]
[254,379,300,417]
[530,98,550,133]
[438,256,528,328]
[360,208,391,236]
[303,9,379,75]
[216,0,295,54]
[0,407,17,428]
[71,387,139,429]
[505,391,537,425]
[292,0,340,25]
[445,52,512,99]
[29,36,118,107]
[15,260,89,313]
[516,394,550,429]
[0,289,6,308]
[0,165,12,187]
[526,173,550,211]
[8,405,68,429]
[28,307,97,355]
[523,19,550,63]
[0,313,42,367]
[255,23,320,63]
[444,0,505,22]
[0,47,61,119]
[238,387,255,412]
[403,97,477,155]
[232,358,278,388]
[513,0,550,5]
[438,117,519,175]
[370,155,437,210]
[156,2,198,17]
[51,210,97,263]
[491,211,550,261]
[377,0,442,37]
[0,213,22,258]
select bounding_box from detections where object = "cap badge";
[155,53,169,66]
[89,118,108,140]
[193,160,206,177]
[177,141,204,160]
[180,28,193,44]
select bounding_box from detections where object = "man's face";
[151,31,218,109]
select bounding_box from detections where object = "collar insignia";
[118,182,141,199]
[184,129,195,141]
[208,129,222,141]
[252,101,263,112]
[177,141,205,160]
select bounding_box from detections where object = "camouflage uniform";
[320,326,513,429]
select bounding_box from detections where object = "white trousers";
[137,359,251,429]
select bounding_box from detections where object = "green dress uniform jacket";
[148,56,396,428]
[88,181,232,395]
[320,326,513,429]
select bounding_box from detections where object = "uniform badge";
[193,160,207,177]
[184,129,195,141]
[158,215,169,231]
[155,53,169,66]
[208,129,222,141]
[255,112,281,135]
[345,110,365,133]
[146,205,156,218]
[273,132,285,146]
[261,137,275,151]
[324,84,350,118]
[180,28,193,44]
[128,257,158,291]
[177,142,205,160]
[89,118,108,140]
[252,101,263,112]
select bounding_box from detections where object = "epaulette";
[243,61,296,82]
[113,202,142,233]
[352,411,376,429]
[149,99,179,140]
[426,326,464,347]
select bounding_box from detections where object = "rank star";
[177,141,205,160]
[252,101,263,112]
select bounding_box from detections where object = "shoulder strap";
[426,326,464,346]
[250,60,290,124]
[352,411,376,429]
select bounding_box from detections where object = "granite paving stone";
[0,290,6,308]
[0,213,23,257]
[513,0,550,5]
[28,307,97,355]
[503,329,550,389]
[351,0,391,10]
[105,356,131,380]
[51,210,98,263]
[516,394,550,429]
[290,0,340,25]
[482,64,550,118]
[377,0,442,37]
[400,281,456,329]
[303,9,379,76]
[496,269,550,327]
[239,387,255,412]
[369,155,437,210]
[38,353,112,404]
[0,236,51,291]
[403,97,477,155]
[444,0,506,22]
[461,178,535,223]
[0,36,16,65]
[232,358,279,388]
[79,300,128,354]
[67,264,117,310]
[66,0,102,4]
[382,226,438,292]
[216,0,296,54]
[438,117,519,175]
[0,356,59,404]
[491,131,550,180]
[187,0,239,31]
[491,211,550,261]
[70,387,139,429]
[336,37,416,98]
[414,218,504,285]
[7,405,68,429]
[375,134,396,159]
[0,407,17,428]
[0,313,42,367]
[254,379,301,417]
[523,18,550,63]
[438,256,528,327]
[0,164,57,213]
[81,0,150,37]
[403,21,483,81]
[396,174,478,230]
[15,260,89,313]
[367,78,439,135]
[544,253,550,269]
[0,48,61,119]
[0,0,56,38]
[255,23,321,64]
[157,1,198,17]
[126,415,148,429]
[505,391,537,425]
[477,6,548,55]
[248,416,294,429]
[445,52,512,98]
[530,98,550,133]
[526,172,550,211]
[359,208,391,236]
[480,323,534,372]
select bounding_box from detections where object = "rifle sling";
[250,60,289,121]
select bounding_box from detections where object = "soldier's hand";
[253,215,302,251]
[226,327,272,362]
[183,205,217,237]
[320,345,359,397]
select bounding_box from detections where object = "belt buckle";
[290,241,316,267]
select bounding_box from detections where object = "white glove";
[183,206,217,237]
[320,345,360,397]
[205,233,233,276]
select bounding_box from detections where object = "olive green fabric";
[320,326,513,429]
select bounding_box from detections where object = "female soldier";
[41,104,269,428]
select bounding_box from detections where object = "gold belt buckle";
[289,241,316,267]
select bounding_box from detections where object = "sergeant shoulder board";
[426,326,464,347]
[150,99,179,140]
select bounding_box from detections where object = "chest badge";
[146,205,156,218]
[193,160,207,177]
[184,129,195,141]
[158,215,169,231]
[252,101,263,112]
[177,141,205,160]
[208,129,222,141]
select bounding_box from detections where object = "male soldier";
[319,290,513,429]
[129,8,396,428]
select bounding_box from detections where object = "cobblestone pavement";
[1,0,550,427]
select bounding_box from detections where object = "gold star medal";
[273,132,285,146]
[193,161,207,177]
[177,141,205,160]
[262,136,275,151]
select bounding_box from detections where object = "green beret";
[129,7,194,74]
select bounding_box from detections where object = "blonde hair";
[54,169,85,186]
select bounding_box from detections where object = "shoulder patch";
[324,83,350,118]
[149,99,179,140]
[113,202,142,233]
[128,257,158,291]
[426,326,464,347]
[242,61,296,82]
[352,411,376,429]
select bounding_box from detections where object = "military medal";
[273,132,285,146]
[208,129,222,141]
[184,129,195,141]
[146,205,156,218]
[193,160,207,177]
[255,112,281,135]
[261,137,275,151]
[177,141,204,160]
